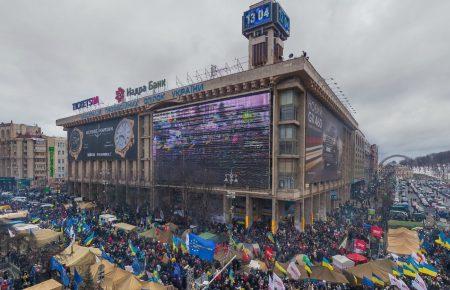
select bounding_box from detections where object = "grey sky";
[1,0,449,159]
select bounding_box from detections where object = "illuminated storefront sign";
[72,96,100,110]
[125,79,166,97]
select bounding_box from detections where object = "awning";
[310,266,349,284]
[114,222,137,232]
[387,227,420,255]
[23,279,62,290]
[346,253,368,264]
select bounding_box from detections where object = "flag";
[363,223,371,230]
[403,265,417,278]
[304,264,312,275]
[418,263,438,278]
[264,247,275,261]
[287,261,301,280]
[412,274,427,290]
[132,258,143,275]
[393,266,403,277]
[322,257,334,271]
[180,240,188,254]
[172,240,178,253]
[371,273,384,286]
[267,232,275,244]
[354,239,367,253]
[84,232,95,246]
[129,240,139,256]
[101,251,114,263]
[302,255,313,267]
[73,269,83,290]
[391,253,400,262]
[339,236,348,250]
[228,268,234,284]
[187,233,215,262]
[269,273,285,290]
[8,229,15,238]
[31,217,40,224]
[389,273,410,290]
[275,261,287,276]
[370,225,383,239]
[362,276,375,288]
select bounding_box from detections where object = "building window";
[278,159,297,189]
[279,125,298,155]
[280,90,298,121]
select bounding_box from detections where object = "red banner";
[371,226,383,239]
[354,239,367,253]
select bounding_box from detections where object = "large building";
[56,0,372,231]
[0,121,67,189]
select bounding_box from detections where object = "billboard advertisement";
[305,93,345,183]
[153,92,271,189]
[68,116,138,161]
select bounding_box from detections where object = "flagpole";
[203,255,236,289]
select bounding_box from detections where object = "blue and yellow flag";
[304,264,312,275]
[84,232,95,246]
[322,258,334,271]
[267,232,275,244]
[371,273,384,286]
[275,261,287,275]
[128,240,138,256]
[418,263,438,277]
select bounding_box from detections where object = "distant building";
[369,144,379,180]
[395,165,413,179]
[0,121,67,188]
[46,136,68,182]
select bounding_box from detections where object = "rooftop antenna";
[186,73,194,85]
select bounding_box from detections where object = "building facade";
[46,136,68,183]
[0,121,67,188]
[56,0,372,231]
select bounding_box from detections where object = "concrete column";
[245,195,253,229]
[294,200,302,231]
[223,195,231,223]
[313,194,320,222]
[304,196,312,225]
[271,198,278,234]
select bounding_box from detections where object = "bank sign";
[125,79,166,97]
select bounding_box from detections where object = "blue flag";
[73,269,83,290]
[101,251,114,263]
[187,233,216,262]
[362,276,375,288]
[60,267,70,287]
[132,258,143,275]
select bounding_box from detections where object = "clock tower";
[242,0,290,69]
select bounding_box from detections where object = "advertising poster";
[305,93,345,183]
[153,92,271,189]
[67,116,138,161]
[49,146,55,177]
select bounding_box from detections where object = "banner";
[287,261,301,280]
[187,233,216,262]
[49,146,55,177]
[68,116,138,161]
[371,226,383,239]
[305,92,346,183]
[354,239,367,253]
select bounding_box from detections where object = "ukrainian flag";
[403,265,417,278]
[180,241,188,253]
[275,261,287,275]
[322,258,334,271]
[83,232,95,246]
[419,263,438,278]
[267,232,275,244]
[371,273,384,286]
[129,240,138,256]
[392,266,402,277]
[304,264,312,275]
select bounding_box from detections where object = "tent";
[23,279,62,290]
[346,253,368,264]
[12,223,39,234]
[99,214,118,224]
[114,222,137,232]
[310,266,349,284]
[141,282,176,290]
[0,210,28,219]
[387,227,420,255]
[140,227,173,244]
[78,202,96,210]
[31,228,62,247]
[345,259,396,285]
[56,244,102,274]
[332,255,355,270]
[164,222,178,232]
[0,205,11,211]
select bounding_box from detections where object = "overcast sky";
[1,0,449,159]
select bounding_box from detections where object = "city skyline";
[1,0,449,159]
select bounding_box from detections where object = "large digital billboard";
[153,92,271,189]
[68,116,138,161]
[305,93,345,183]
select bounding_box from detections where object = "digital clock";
[276,4,290,36]
[242,2,273,33]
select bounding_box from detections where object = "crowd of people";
[0,189,449,289]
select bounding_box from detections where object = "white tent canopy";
[332,255,355,270]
